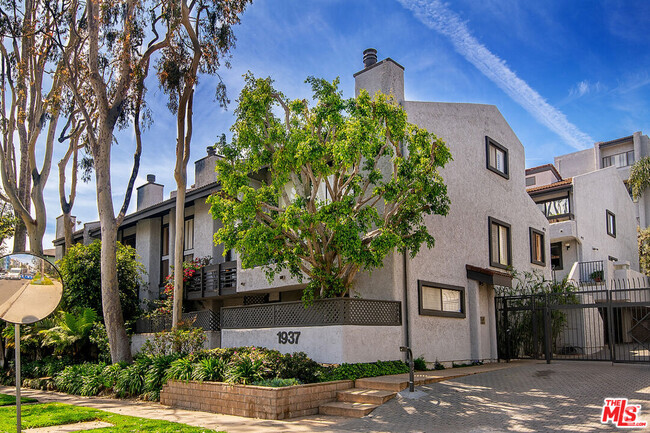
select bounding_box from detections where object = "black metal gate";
[496,281,650,364]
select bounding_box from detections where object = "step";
[337,388,396,405]
[319,401,379,418]
[356,374,468,392]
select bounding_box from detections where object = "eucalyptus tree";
[0,0,74,255]
[210,76,452,301]
[156,0,250,328]
[53,0,173,363]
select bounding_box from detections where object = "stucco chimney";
[194,146,221,188]
[354,49,405,104]
[136,174,163,211]
[55,214,76,239]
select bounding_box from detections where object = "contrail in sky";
[399,0,593,150]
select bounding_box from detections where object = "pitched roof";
[526,178,573,194]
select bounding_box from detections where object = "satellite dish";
[0,253,63,325]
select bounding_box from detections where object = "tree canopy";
[209,75,452,301]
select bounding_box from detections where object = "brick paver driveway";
[324,361,650,433]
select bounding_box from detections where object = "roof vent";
[207,146,216,157]
[363,48,377,68]
[146,174,156,183]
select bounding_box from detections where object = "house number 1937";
[277,331,301,344]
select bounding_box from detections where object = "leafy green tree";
[0,201,19,255]
[629,156,650,200]
[56,241,145,322]
[209,75,452,300]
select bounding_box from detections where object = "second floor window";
[529,228,545,266]
[489,217,511,269]
[184,217,194,250]
[606,210,616,238]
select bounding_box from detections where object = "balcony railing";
[135,310,220,333]
[579,260,604,284]
[221,298,402,329]
[185,261,237,300]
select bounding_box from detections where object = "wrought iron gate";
[496,282,650,364]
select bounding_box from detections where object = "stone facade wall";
[160,379,354,419]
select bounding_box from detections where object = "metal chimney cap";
[146,174,156,183]
[363,48,378,68]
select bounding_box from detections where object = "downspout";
[402,249,411,355]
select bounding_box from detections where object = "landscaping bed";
[161,379,354,419]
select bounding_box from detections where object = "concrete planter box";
[160,379,354,419]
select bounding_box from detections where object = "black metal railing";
[135,310,220,333]
[578,260,604,284]
[221,298,402,329]
[185,261,237,300]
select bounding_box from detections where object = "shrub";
[413,356,427,371]
[277,352,322,383]
[433,359,445,370]
[251,378,302,387]
[192,358,228,383]
[321,360,409,382]
[165,358,195,382]
[57,240,144,322]
[114,363,147,397]
[140,328,206,357]
[225,357,268,385]
[143,355,178,400]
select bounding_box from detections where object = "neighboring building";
[54,50,550,365]
[552,132,650,228]
[526,164,641,284]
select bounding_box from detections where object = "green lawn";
[0,403,224,432]
[0,393,37,406]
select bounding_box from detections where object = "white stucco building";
[54,50,551,365]
[553,133,650,228]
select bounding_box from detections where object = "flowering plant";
[153,256,212,316]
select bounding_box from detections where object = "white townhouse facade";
[526,164,642,285]
[552,132,650,229]
[54,50,551,365]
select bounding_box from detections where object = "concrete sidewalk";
[0,361,527,433]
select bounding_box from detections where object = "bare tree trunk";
[12,157,29,252]
[94,134,131,363]
[172,177,186,328]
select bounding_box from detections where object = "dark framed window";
[529,228,545,266]
[121,233,136,249]
[489,217,511,269]
[418,281,465,318]
[486,136,509,179]
[160,223,170,287]
[550,242,563,270]
[526,176,536,186]
[184,216,194,251]
[606,210,616,238]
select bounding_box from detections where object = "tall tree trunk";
[12,156,29,252]
[172,176,186,328]
[94,134,131,363]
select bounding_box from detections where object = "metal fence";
[135,310,220,333]
[221,298,402,329]
[185,261,237,299]
[496,282,650,364]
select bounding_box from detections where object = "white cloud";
[398,0,593,150]
[569,80,603,98]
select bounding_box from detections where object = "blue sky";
[40,0,650,249]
